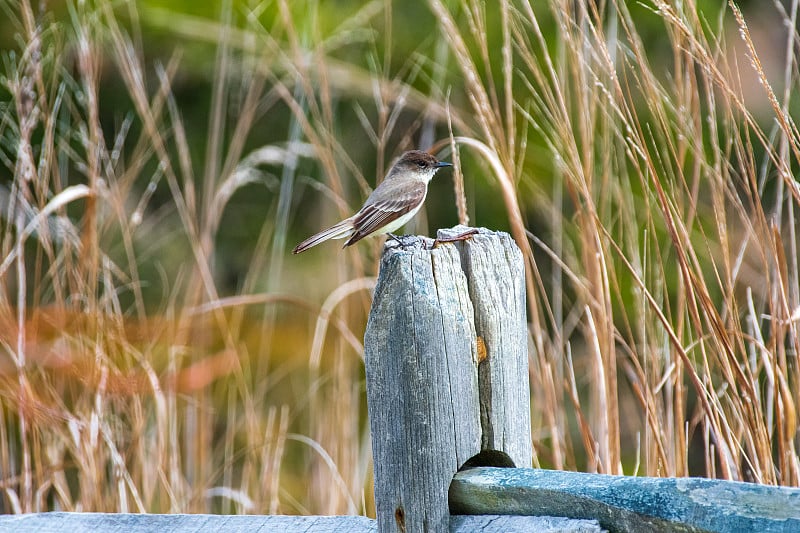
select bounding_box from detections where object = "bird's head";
[389,150,453,182]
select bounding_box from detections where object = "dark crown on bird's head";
[393,150,453,172]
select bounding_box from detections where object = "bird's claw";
[387,233,417,249]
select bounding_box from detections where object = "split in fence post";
[364,225,532,532]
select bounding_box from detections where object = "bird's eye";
[417,161,426,168]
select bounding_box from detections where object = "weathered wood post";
[364,226,532,532]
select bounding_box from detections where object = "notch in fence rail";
[364,226,532,533]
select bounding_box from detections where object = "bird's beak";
[434,161,453,168]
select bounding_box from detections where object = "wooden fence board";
[0,512,604,532]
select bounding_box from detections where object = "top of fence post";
[364,225,532,532]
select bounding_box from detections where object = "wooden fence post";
[364,226,532,532]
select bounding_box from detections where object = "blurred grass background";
[1,0,799,516]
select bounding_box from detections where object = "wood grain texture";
[437,226,532,468]
[364,227,532,532]
[450,467,800,533]
[364,236,481,532]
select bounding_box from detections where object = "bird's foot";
[387,233,403,245]
[387,233,417,249]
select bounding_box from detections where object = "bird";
[292,150,452,254]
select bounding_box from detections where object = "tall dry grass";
[0,0,798,517]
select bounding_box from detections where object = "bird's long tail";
[292,217,355,254]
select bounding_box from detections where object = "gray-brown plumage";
[292,150,452,254]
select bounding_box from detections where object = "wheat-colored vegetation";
[0,0,798,516]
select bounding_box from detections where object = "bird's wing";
[344,181,427,246]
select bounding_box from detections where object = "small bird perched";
[292,150,452,254]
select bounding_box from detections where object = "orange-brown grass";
[0,0,798,517]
